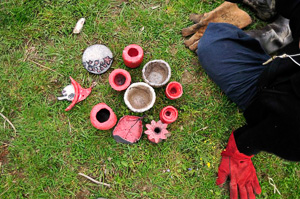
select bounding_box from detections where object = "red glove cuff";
[221,132,253,160]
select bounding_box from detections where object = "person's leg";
[197,23,270,110]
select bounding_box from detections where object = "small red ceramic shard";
[113,115,144,144]
[144,120,169,143]
[122,44,144,68]
[159,106,178,124]
[109,69,131,91]
[165,81,183,100]
[90,103,117,130]
[58,76,93,111]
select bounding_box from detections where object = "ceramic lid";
[82,44,113,74]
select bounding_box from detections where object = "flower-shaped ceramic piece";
[144,120,170,143]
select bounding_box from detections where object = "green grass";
[1,0,299,198]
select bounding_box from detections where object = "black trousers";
[197,23,270,110]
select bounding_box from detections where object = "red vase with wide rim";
[159,106,178,124]
[122,44,144,68]
[90,103,117,130]
[109,69,131,91]
[165,81,183,100]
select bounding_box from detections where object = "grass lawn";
[1,0,299,198]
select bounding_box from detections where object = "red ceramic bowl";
[122,44,144,68]
[90,103,117,130]
[160,106,178,124]
[165,81,183,100]
[109,69,131,91]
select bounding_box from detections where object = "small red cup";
[165,81,183,100]
[160,106,178,124]
[90,103,117,130]
[109,69,131,91]
[122,44,144,68]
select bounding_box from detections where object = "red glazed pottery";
[57,76,93,111]
[165,81,183,100]
[122,44,144,68]
[113,115,143,144]
[90,103,117,130]
[109,69,131,91]
[159,106,178,124]
[144,120,169,143]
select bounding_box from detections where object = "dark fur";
[246,16,293,54]
[234,54,300,161]
[226,0,277,20]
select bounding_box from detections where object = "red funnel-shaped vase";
[57,76,93,112]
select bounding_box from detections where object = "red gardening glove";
[216,133,261,199]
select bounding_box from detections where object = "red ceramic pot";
[90,103,117,130]
[122,44,144,68]
[165,81,183,100]
[159,106,178,124]
[109,69,131,91]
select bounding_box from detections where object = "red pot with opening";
[122,44,144,68]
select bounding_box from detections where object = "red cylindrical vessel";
[90,103,117,130]
[122,44,144,68]
[165,81,183,100]
[109,69,131,91]
[160,106,178,124]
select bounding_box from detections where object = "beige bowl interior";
[143,60,171,87]
[124,82,156,112]
[127,86,153,109]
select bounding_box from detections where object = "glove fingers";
[189,40,199,51]
[189,13,204,23]
[184,27,205,47]
[181,23,203,37]
[230,182,238,199]
[246,183,255,199]
[216,157,230,186]
[238,185,248,199]
[216,169,228,187]
[184,33,202,48]
[253,175,261,195]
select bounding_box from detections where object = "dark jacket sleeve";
[276,0,300,39]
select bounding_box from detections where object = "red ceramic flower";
[144,120,169,143]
